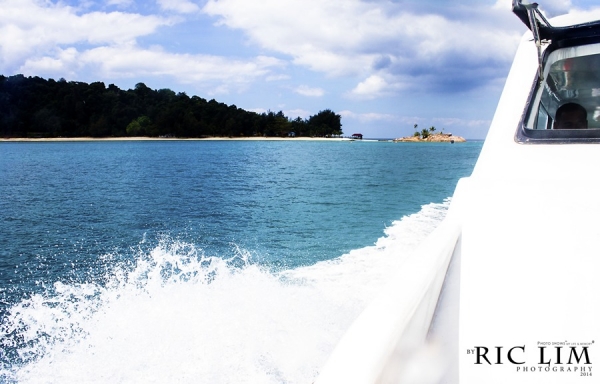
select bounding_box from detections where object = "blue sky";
[1,0,599,139]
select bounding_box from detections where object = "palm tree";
[413,123,420,138]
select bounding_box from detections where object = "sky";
[1,0,600,139]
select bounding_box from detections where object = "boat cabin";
[514,1,600,143]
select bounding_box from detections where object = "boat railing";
[315,210,462,384]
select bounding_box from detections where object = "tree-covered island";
[393,124,466,143]
[0,74,343,139]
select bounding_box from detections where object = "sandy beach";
[0,136,349,142]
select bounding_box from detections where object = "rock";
[393,133,466,143]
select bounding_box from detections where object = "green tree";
[413,123,421,138]
[307,109,342,136]
[126,116,152,136]
[0,74,344,139]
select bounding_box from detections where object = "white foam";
[0,201,449,384]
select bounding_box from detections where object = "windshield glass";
[526,44,600,131]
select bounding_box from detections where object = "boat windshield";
[519,42,600,143]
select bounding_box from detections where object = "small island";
[393,124,466,143]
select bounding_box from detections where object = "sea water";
[0,139,482,383]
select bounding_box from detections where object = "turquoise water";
[0,140,482,383]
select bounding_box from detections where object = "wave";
[0,200,450,384]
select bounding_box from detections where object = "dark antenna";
[513,1,552,81]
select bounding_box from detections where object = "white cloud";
[20,43,283,94]
[202,0,524,99]
[536,0,573,17]
[0,0,527,101]
[348,75,389,99]
[339,110,396,123]
[338,110,491,135]
[202,0,382,76]
[247,108,267,114]
[19,47,81,76]
[294,85,324,97]
[285,109,312,119]
[0,0,171,68]
[0,0,285,95]
[431,117,491,129]
[492,0,570,15]
[157,0,200,14]
[265,74,290,81]
[106,0,135,7]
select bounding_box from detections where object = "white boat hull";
[316,4,599,383]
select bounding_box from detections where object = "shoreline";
[0,136,478,143]
[0,136,350,142]
[393,133,467,143]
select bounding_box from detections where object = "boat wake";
[0,200,450,384]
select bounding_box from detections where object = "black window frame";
[512,0,600,144]
[516,36,600,144]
